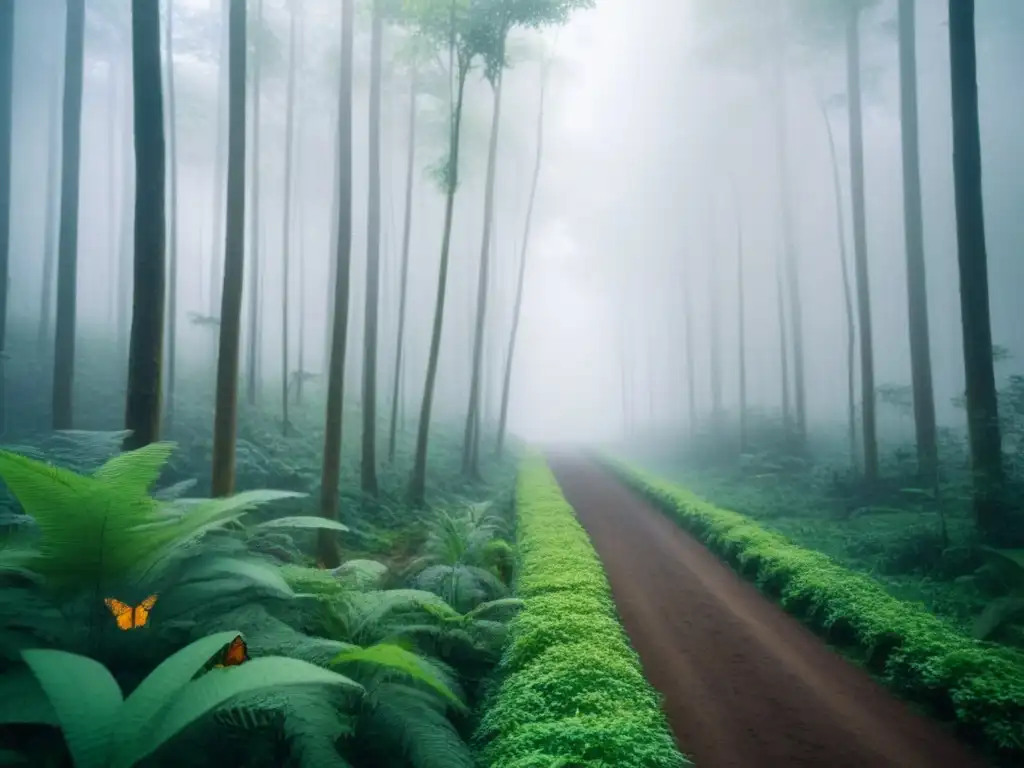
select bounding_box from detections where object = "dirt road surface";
[548,456,988,768]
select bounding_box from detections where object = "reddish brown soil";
[548,456,989,768]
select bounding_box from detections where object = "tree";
[317,0,355,566]
[0,0,12,432]
[947,0,1006,542]
[387,67,419,463]
[51,0,86,429]
[731,179,747,454]
[38,37,62,353]
[209,0,229,317]
[361,0,385,495]
[164,0,180,426]
[280,0,299,436]
[116,50,134,359]
[123,0,166,452]
[210,0,248,497]
[246,0,265,406]
[897,0,938,485]
[497,52,549,456]
[819,97,858,469]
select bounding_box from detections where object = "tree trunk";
[497,57,547,456]
[682,254,697,434]
[898,0,938,485]
[279,0,298,435]
[846,6,879,483]
[463,66,504,478]
[408,56,469,506]
[733,182,747,454]
[318,0,355,566]
[246,0,263,406]
[209,0,229,317]
[38,39,62,353]
[776,260,790,430]
[117,48,134,360]
[210,0,247,496]
[360,0,383,495]
[51,0,86,430]
[948,0,1006,542]
[709,227,723,422]
[123,0,166,452]
[106,57,118,335]
[388,70,418,462]
[820,99,858,469]
[164,0,179,427]
[773,5,805,442]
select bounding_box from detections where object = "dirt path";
[548,456,988,768]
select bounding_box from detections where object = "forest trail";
[547,456,988,768]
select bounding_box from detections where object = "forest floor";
[548,455,989,768]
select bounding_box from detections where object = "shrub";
[474,457,688,768]
[606,458,1024,763]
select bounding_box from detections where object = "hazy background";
[7,0,1024,446]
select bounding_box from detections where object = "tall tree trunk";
[360,0,383,495]
[164,0,179,427]
[733,182,747,454]
[820,99,858,469]
[408,55,470,506]
[210,0,247,496]
[773,3,806,442]
[318,0,355,566]
[497,57,547,456]
[948,0,1006,542]
[51,0,86,430]
[898,0,938,485]
[117,53,134,360]
[846,5,879,483]
[123,0,166,452]
[106,57,118,335]
[280,0,298,434]
[246,0,263,406]
[209,0,229,317]
[295,5,306,405]
[0,0,12,433]
[39,38,63,353]
[388,70,418,463]
[776,260,791,429]
[709,227,723,422]
[682,254,697,434]
[463,65,504,478]
[324,112,340,374]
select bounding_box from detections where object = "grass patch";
[473,456,689,768]
[605,457,1024,764]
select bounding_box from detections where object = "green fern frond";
[93,442,176,495]
[331,643,465,711]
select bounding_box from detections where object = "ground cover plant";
[472,456,688,768]
[605,456,1024,763]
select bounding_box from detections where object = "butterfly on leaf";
[103,595,158,631]
[213,635,250,668]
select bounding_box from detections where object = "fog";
[7,0,1024,449]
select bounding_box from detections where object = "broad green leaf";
[0,668,58,726]
[134,658,363,765]
[255,516,349,532]
[21,649,123,768]
[331,643,464,710]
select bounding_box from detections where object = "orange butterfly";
[103,594,158,631]
[213,635,250,668]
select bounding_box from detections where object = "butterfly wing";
[133,594,158,628]
[222,635,250,667]
[104,598,134,631]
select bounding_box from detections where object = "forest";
[0,0,1021,766]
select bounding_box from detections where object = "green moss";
[608,458,1024,763]
[473,457,689,768]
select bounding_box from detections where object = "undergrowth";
[473,456,688,768]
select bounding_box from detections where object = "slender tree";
[117,49,134,359]
[124,0,166,451]
[211,0,248,496]
[497,55,549,456]
[897,0,938,484]
[318,0,355,566]
[51,0,86,430]
[246,0,264,406]
[776,259,791,428]
[948,0,1006,542]
[361,0,384,494]
[209,0,229,317]
[38,37,63,352]
[732,180,747,454]
[846,1,878,482]
[280,0,299,435]
[164,0,180,426]
[388,69,418,462]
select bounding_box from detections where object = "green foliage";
[609,459,1024,761]
[473,457,689,768]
